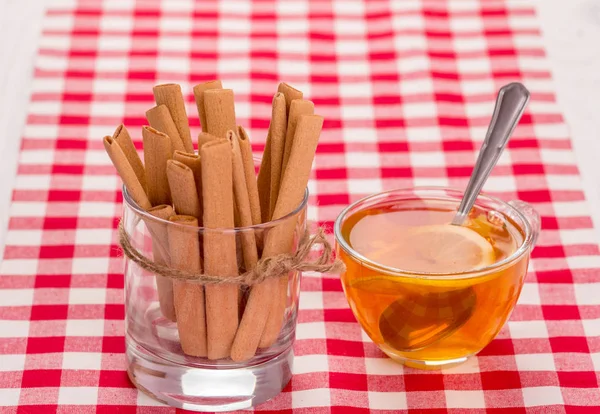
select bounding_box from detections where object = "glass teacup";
[334,187,540,369]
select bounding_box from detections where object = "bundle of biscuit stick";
[104,81,323,362]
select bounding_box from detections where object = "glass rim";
[122,184,309,232]
[334,186,534,280]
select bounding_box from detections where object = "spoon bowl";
[379,286,476,352]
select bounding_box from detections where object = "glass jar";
[122,185,308,411]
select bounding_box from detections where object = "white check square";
[5,230,43,247]
[278,60,310,76]
[36,55,69,71]
[28,101,63,116]
[348,179,383,194]
[299,291,324,310]
[517,283,541,305]
[465,100,495,118]
[0,259,39,275]
[508,320,549,339]
[365,357,404,375]
[102,0,134,10]
[62,352,103,370]
[334,19,366,35]
[368,391,407,410]
[218,37,250,53]
[40,34,70,50]
[157,57,191,74]
[461,79,495,95]
[293,354,329,374]
[85,150,112,167]
[399,78,434,95]
[333,0,363,14]
[159,36,191,52]
[91,101,126,117]
[24,125,59,140]
[591,352,600,371]
[485,176,516,192]
[31,78,65,94]
[410,152,445,167]
[100,16,134,31]
[277,1,308,15]
[296,322,327,340]
[71,258,110,275]
[515,354,556,371]
[406,126,441,143]
[339,82,372,99]
[292,388,331,408]
[20,150,55,165]
[0,289,34,307]
[68,288,107,305]
[44,15,74,30]
[0,320,30,338]
[338,61,370,77]
[78,202,117,218]
[457,57,491,74]
[336,40,368,55]
[397,56,429,73]
[450,17,483,32]
[277,19,309,34]
[58,387,99,405]
[160,17,192,32]
[0,389,20,406]
[278,38,309,54]
[342,127,377,143]
[0,354,26,372]
[522,386,564,407]
[582,319,600,337]
[346,152,379,168]
[75,229,114,246]
[394,34,427,52]
[413,178,449,187]
[392,15,424,31]
[98,35,132,51]
[93,79,127,94]
[66,320,105,337]
[445,390,485,408]
[453,37,487,52]
[575,283,600,305]
[220,0,251,13]
[82,175,118,191]
[402,102,438,119]
[219,18,251,33]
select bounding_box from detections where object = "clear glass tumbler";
[334,187,540,370]
[122,186,308,412]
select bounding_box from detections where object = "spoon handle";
[452,82,530,225]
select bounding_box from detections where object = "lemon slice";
[405,224,496,272]
[348,225,496,292]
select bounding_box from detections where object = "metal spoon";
[452,82,530,225]
[378,83,530,353]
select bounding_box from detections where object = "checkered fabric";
[1,0,599,412]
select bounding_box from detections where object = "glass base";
[126,340,293,412]
[383,350,469,370]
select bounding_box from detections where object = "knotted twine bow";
[118,222,346,286]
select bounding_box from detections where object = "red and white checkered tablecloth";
[1,0,599,412]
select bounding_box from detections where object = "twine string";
[118,222,346,286]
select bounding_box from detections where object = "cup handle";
[509,200,540,248]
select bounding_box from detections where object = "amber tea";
[337,196,530,367]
